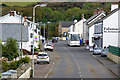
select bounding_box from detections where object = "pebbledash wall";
[103,8,119,47]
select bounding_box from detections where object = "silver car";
[93,47,103,55]
[101,48,109,57]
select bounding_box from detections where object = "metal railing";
[109,45,120,57]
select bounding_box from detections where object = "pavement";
[93,54,120,78]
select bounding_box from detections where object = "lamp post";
[32,4,47,78]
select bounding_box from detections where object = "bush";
[2,61,9,72]
[9,61,17,70]
[34,48,38,52]
[2,57,30,72]
[20,57,30,64]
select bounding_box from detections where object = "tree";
[2,37,19,60]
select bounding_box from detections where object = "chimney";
[94,8,104,15]
[24,16,27,26]
[81,14,84,20]
[111,3,119,11]
[10,11,14,16]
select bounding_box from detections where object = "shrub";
[9,61,17,70]
[38,44,41,49]
[20,57,30,64]
[2,61,9,72]
[34,48,38,52]
[2,57,30,72]
[2,37,19,60]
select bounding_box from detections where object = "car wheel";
[51,49,53,52]
[37,62,39,64]
[101,55,103,57]
[47,62,49,64]
[93,53,95,55]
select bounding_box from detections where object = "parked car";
[44,43,54,51]
[93,47,103,55]
[101,48,109,57]
[89,46,94,52]
[85,45,89,49]
[36,52,50,64]
[52,38,58,43]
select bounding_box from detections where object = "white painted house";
[69,18,86,39]
[83,9,105,46]
[94,4,119,48]
[0,11,40,52]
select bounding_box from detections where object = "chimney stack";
[94,8,104,15]
[81,14,84,20]
[111,3,119,11]
[24,16,27,26]
[10,11,14,16]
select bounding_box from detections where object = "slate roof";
[84,12,105,24]
[0,24,28,42]
[95,8,120,24]
[60,21,74,28]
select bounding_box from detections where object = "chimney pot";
[10,11,14,16]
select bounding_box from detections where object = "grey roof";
[84,12,105,24]
[60,21,74,28]
[95,8,120,24]
[0,24,28,42]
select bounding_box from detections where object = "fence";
[109,45,120,57]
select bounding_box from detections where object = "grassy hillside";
[2,2,36,7]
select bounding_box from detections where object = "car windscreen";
[70,34,80,41]
[38,54,47,56]
[94,48,101,50]
[46,44,52,46]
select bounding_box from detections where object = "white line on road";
[63,46,82,78]
[44,62,55,78]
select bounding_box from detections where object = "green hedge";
[109,45,120,57]
[2,57,30,72]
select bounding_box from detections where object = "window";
[34,29,37,33]
[30,33,33,38]
[70,34,80,41]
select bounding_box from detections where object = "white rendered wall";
[103,10,119,47]
[89,25,94,46]
[74,19,86,38]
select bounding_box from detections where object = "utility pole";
[47,10,48,41]
[21,15,23,57]
[44,24,45,41]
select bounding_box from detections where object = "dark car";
[52,38,58,43]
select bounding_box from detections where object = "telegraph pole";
[21,15,23,57]
[47,9,49,42]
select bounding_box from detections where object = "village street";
[34,41,119,79]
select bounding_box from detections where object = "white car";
[93,47,103,55]
[44,43,54,51]
[36,52,50,64]
[89,46,94,52]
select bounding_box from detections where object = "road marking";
[63,46,82,78]
[44,62,55,78]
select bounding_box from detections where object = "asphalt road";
[47,41,118,79]
[34,41,118,79]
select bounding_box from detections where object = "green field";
[2,2,36,7]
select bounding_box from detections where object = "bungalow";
[0,11,39,52]
[94,4,119,48]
